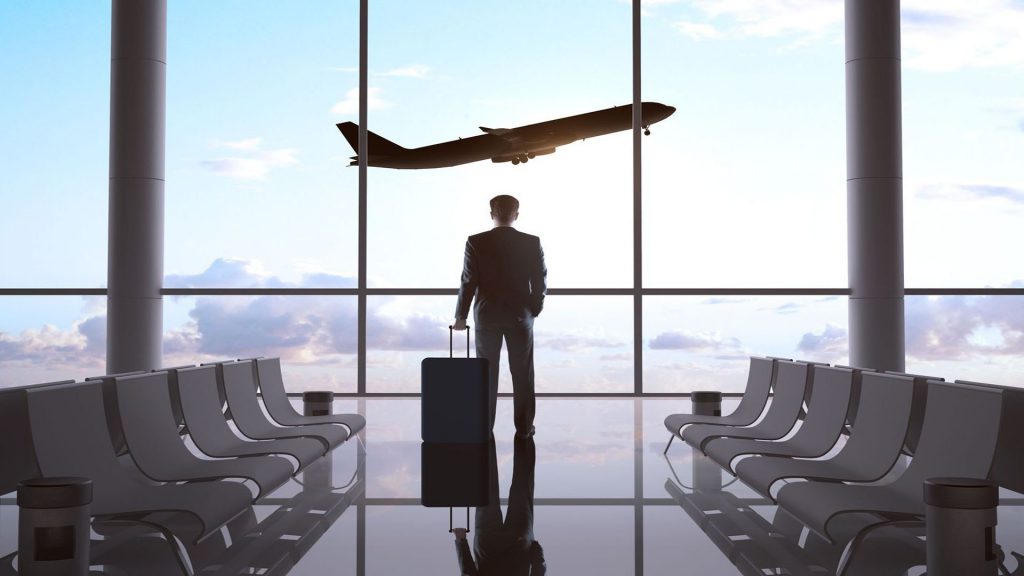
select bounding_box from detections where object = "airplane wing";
[479,126,561,146]
[479,126,512,137]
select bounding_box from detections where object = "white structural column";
[106,0,166,373]
[846,0,905,371]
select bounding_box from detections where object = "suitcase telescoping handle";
[448,325,470,358]
[449,507,470,534]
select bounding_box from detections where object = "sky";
[2,0,1024,391]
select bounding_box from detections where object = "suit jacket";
[455,227,547,327]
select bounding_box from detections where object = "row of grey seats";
[0,357,365,552]
[664,357,1024,572]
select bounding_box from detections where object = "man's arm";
[530,239,547,317]
[454,239,478,329]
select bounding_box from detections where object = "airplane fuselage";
[340,102,675,169]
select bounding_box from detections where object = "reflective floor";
[2,397,1024,575]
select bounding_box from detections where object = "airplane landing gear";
[643,125,651,136]
[511,158,520,165]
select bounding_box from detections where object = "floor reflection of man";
[453,436,545,575]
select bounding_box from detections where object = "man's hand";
[452,527,468,540]
[453,318,467,331]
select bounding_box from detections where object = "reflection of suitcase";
[420,442,490,508]
[421,327,490,443]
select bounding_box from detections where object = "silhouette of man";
[453,436,545,576]
[453,195,547,439]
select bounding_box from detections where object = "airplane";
[336,101,675,169]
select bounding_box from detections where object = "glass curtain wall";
[2,1,1023,391]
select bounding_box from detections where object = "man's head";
[490,195,519,226]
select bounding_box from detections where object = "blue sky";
[2,0,1024,390]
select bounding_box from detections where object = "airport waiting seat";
[255,357,366,436]
[219,360,349,452]
[663,357,776,452]
[956,379,1024,496]
[84,370,148,456]
[24,380,254,545]
[682,360,810,452]
[0,380,74,496]
[115,372,294,499]
[883,371,941,455]
[734,372,916,500]
[705,365,853,474]
[774,381,1003,571]
[174,365,325,470]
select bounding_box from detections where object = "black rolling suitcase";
[421,326,490,443]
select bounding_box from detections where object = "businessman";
[454,195,547,439]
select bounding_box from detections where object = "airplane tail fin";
[335,122,406,155]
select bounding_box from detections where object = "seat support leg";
[834,518,923,576]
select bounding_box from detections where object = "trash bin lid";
[924,477,998,510]
[17,477,93,509]
[302,391,333,403]
[692,391,723,403]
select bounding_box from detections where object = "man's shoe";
[516,426,535,439]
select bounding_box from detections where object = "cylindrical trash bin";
[691,391,722,417]
[691,392,723,492]
[302,391,334,489]
[303,391,333,417]
[17,477,93,576]
[924,477,998,576]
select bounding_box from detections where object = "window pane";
[641,3,846,288]
[367,296,632,393]
[366,1,632,288]
[0,4,109,287]
[643,296,848,393]
[165,296,357,393]
[905,295,1024,387]
[901,5,1024,287]
[163,1,358,287]
[0,296,106,388]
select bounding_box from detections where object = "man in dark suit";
[453,195,547,438]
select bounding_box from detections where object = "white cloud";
[688,0,842,42]
[164,259,444,361]
[200,138,298,181]
[539,333,625,352]
[796,324,848,362]
[377,65,431,78]
[649,330,741,351]
[906,293,1024,360]
[0,318,105,370]
[672,21,721,40]
[901,1,1024,71]
[917,183,1024,206]
[329,86,391,116]
[670,0,1024,70]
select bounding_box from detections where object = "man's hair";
[490,195,519,223]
